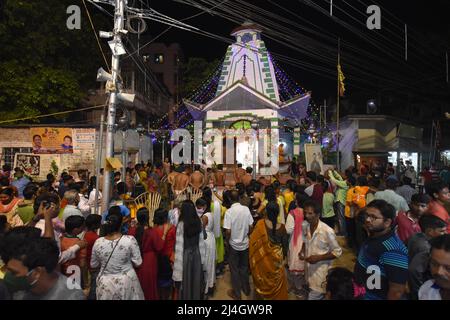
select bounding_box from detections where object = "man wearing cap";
[11,168,30,198]
[374,176,409,214]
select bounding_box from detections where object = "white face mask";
[196,208,205,216]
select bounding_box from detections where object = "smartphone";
[44,201,53,209]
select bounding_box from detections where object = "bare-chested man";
[205,168,214,187]
[173,166,190,195]
[163,158,171,176]
[214,164,225,187]
[167,165,179,187]
[275,172,294,186]
[190,164,205,190]
[241,167,253,187]
[234,163,246,184]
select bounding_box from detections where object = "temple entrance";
[223,120,258,171]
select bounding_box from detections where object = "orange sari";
[249,220,288,300]
[0,197,23,227]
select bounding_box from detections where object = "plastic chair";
[148,192,162,226]
[190,188,203,203]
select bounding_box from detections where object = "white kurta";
[203,211,216,293]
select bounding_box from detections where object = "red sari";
[129,227,164,300]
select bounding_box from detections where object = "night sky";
[130,0,450,102]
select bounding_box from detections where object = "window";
[154,54,164,64]
[3,147,33,168]
[241,33,253,44]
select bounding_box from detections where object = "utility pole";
[336,38,341,172]
[94,112,105,215]
[122,129,127,180]
[102,0,126,210]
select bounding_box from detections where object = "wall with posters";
[1,126,151,180]
[0,127,97,181]
[14,153,59,181]
[30,127,74,154]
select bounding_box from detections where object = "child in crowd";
[60,215,87,288]
[325,267,365,300]
[84,214,102,299]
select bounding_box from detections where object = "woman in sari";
[153,208,176,300]
[249,201,289,300]
[282,180,297,214]
[0,187,23,227]
[128,207,168,300]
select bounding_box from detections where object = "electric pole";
[102,0,126,210]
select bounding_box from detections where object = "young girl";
[325,267,365,300]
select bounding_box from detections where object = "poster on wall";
[304,144,323,175]
[72,128,96,150]
[14,153,41,176]
[30,127,74,154]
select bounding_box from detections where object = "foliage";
[50,160,59,177]
[179,57,221,99]
[0,0,110,122]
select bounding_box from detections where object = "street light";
[251,118,258,179]
[307,123,316,143]
[367,99,377,114]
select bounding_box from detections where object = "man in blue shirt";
[101,204,131,234]
[354,199,409,300]
[11,168,30,198]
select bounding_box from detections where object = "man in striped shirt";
[354,200,409,300]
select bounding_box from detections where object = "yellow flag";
[337,64,345,97]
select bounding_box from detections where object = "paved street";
[210,237,356,300]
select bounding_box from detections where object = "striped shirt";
[354,230,409,300]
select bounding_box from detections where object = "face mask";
[196,208,205,216]
[3,269,36,292]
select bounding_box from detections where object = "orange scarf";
[0,197,21,214]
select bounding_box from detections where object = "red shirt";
[428,201,450,233]
[311,184,324,207]
[154,225,176,261]
[421,171,432,184]
[395,211,421,243]
[84,231,99,269]
[60,235,87,275]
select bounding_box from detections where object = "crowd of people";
[0,158,449,300]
